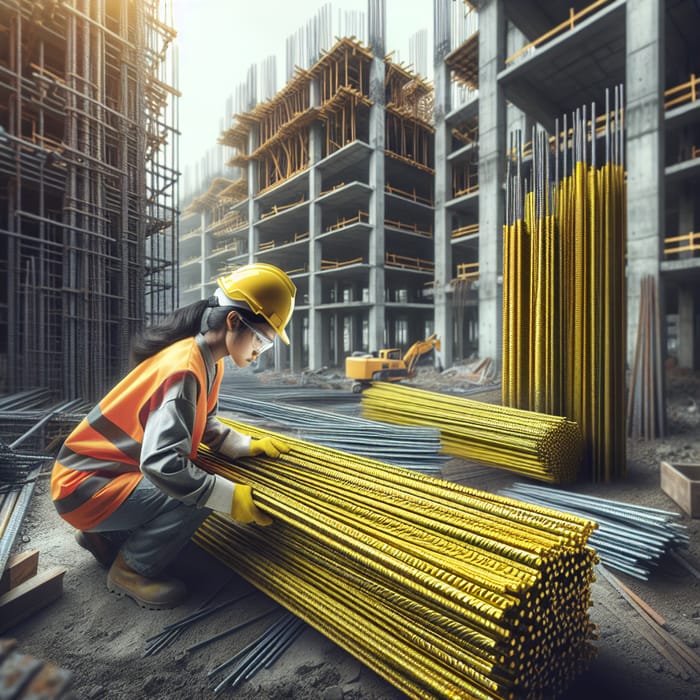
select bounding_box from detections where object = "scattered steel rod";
[143,585,254,656]
[211,612,307,695]
[186,608,278,653]
[598,565,700,677]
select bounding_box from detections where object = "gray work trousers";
[88,477,211,577]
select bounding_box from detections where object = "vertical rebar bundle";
[503,88,627,481]
[194,419,598,699]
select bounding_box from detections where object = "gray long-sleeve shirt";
[139,334,250,512]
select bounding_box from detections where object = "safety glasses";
[238,315,274,355]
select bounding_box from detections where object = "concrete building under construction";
[181,0,700,377]
[0,0,179,401]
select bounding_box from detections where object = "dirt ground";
[6,366,700,700]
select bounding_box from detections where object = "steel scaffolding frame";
[0,0,178,401]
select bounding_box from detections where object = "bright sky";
[171,0,433,173]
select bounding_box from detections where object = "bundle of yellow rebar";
[503,96,627,481]
[360,382,583,483]
[194,418,597,700]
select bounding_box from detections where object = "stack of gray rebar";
[218,393,448,473]
[500,482,688,580]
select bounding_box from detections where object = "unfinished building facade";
[433,0,700,370]
[0,0,179,400]
[181,28,436,373]
[181,0,700,374]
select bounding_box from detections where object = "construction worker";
[50,263,295,609]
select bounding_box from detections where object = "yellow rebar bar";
[361,382,583,483]
[192,421,597,699]
[502,111,626,481]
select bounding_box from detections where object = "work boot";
[106,551,187,610]
[74,530,119,569]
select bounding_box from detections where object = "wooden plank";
[0,551,39,597]
[0,568,67,635]
[599,565,700,675]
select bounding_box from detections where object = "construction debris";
[440,358,497,386]
[360,382,584,482]
[194,420,598,699]
[0,551,66,635]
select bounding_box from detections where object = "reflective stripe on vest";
[51,337,223,530]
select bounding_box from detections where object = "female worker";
[51,263,295,610]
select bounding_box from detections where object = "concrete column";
[625,0,665,366]
[247,127,259,265]
[199,210,207,293]
[335,311,344,366]
[308,77,323,370]
[678,289,696,369]
[433,0,454,368]
[367,0,386,351]
[478,0,505,364]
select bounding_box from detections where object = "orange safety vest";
[51,337,223,530]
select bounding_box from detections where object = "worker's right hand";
[231,484,273,526]
[249,437,290,459]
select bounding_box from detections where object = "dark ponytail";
[130,300,209,366]
[129,299,270,366]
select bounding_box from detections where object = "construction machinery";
[345,334,441,392]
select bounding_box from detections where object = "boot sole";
[106,578,179,611]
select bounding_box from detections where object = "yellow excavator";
[345,333,441,392]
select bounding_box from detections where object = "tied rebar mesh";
[359,382,583,483]
[193,419,598,700]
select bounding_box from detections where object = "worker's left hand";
[231,484,273,526]
[249,437,290,458]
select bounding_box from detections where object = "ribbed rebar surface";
[360,382,583,483]
[502,91,627,481]
[193,419,597,700]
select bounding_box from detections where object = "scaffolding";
[0,0,179,401]
[185,28,436,371]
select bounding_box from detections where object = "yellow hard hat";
[216,263,296,345]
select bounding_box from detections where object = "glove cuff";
[219,430,252,458]
[204,474,235,514]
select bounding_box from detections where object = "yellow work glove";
[231,484,272,526]
[249,437,291,459]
